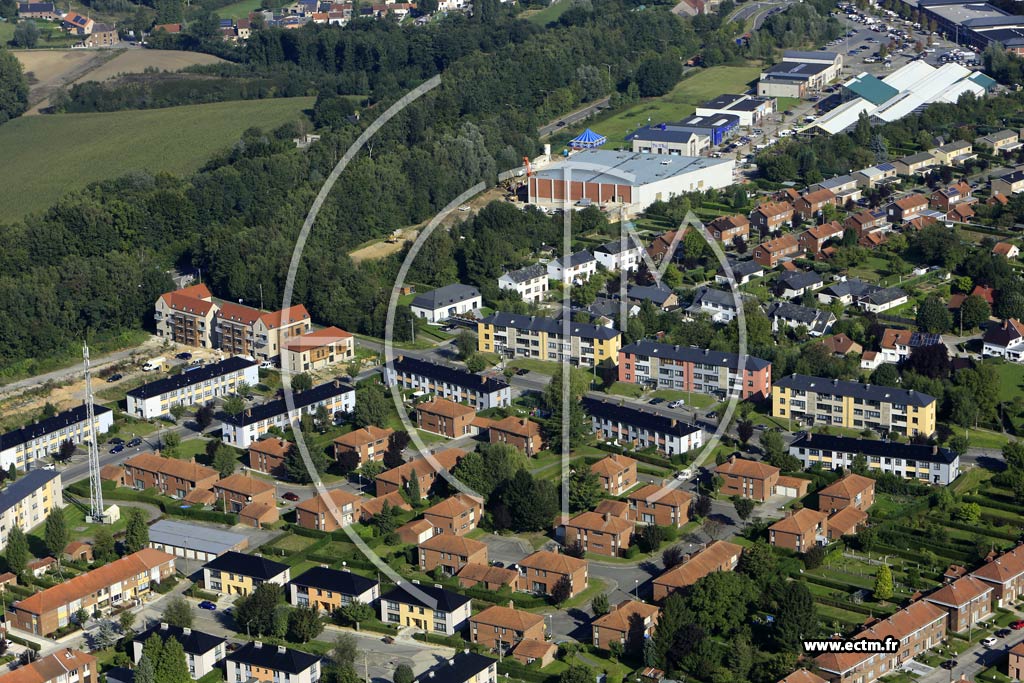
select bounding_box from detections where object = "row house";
[2,649,96,683]
[753,233,800,268]
[592,600,659,652]
[477,312,622,368]
[583,399,703,457]
[594,239,645,272]
[247,437,291,476]
[794,188,836,220]
[972,545,1024,607]
[887,194,929,224]
[627,484,692,528]
[652,540,742,601]
[122,453,218,499]
[497,264,549,304]
[517,551,588,599]
[225,643,320,683]
[818,473,875,513]
[332,425,393,467]
[481,416,543,456]
[288,566,379,613]
[294,489,362,531]
[154,283,217,348]
[750,201,793,235]
[415,397,477,438]
[589,454,638,496]
[798,221,844,255]
[470,605,545,652]
[215,303,311,362]
[374,449,465,499]
[126,356,259,420]
[0,470,63,551]
[772,374,937,437]
[282,326,354,374]
[924,575,993,633]
[11,549,176,635]
[423,493,483,536]
[618,340,773,401]
[383,356,511,410]
[419,534,487,575]
[0,403,113,472]
[563,511,635,557]
[768,508,827,553]
[714,456,780,502]
[220,380,355,449]
[707,215,750,242]
[789,433,960,486]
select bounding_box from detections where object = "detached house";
[410,284,482,324]
[715,456,780,502]
[563,511,635,557]
[768,508,827,553]
[887,194,929,224]
[750,201,793,235]
[418,534,487,575]
[497,265,549,304]
[929,181,974,213]
[753,233,800,268]
[225,643,320,683]
[592,600,660,651]
[589,454,638,496]
[982,319,1024,361]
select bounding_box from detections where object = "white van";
[143,357,166,372]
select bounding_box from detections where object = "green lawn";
[506,358,562,376]
[0,97,314,221]
[993,360,1024,402]
[0,22,14,45]
[215,0,266,19]
[561,65,762,144]
[605,382,644,398]
[948,425,1011,450]
[523,0,574,25]
[650,389,716,408]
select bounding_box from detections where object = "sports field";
[0,97,314,220]
[560,65,762,144]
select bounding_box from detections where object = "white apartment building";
[594,240,644,273]
[546,251,597,283]
[0,404,113,472]
[497,264,549,304]
[126,357,259,420]
[0,470,63,550]
[225,643,320,683]
[220,380,355,449]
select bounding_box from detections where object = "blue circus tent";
[569,128,607,149]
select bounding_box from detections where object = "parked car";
[176,352,193,360]
[940,661,957,670]
[106,373,123,383]
[198,601,217,611]
[982,637,998,648]
[648,397,666,405]
[1011,620,1024,630]
[282,492,300,502]
[109,437,125,445]
[109,444,125,454]
[515,368,529,376]
[669,400,686,409]
[127,438,142,448]
[996,629,1012,638]
[706,411,719,420]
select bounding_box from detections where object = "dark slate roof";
[998,169,1024,185]
[227,642,321,674]
[596,239,643,256]
[790,433,957,464]
[18,2,55,10]
[777,271,823,292]
[133,624,225,656]
[620,340,770,371]
[501,264,547,284]
[676,113,741,130]
[481,312,621,340]
[863,287,907,305]
[774,374,936,407]
[764,61,831,79]
[582,397,702,437]
[625,126,703,145]
[551,251,596,268]
[381,583,471,613]
[411,284,480,311]
[0,470,60,518]
[764,302,834,335]
[0,404,113,451]
[626,284,675,306]
[389,356,509,394]
[783,49,839,62]
[202,551,289,579]
[723,260,764,279]
[690,287,737,310]
[126,357,256,400]
[221,381,353,427]
[821,278,879,299]
[415,652,496,683]
[290,567,377,596]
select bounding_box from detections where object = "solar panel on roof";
[877,163,895,171]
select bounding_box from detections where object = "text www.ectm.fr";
[803,637,900,654]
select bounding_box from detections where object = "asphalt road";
[538,97,611,139]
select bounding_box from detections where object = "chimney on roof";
[254,641,263,649]
[160,622,169,630]
[603,512,611,523]
[670,419,677,428]
[245,408,252,417]
[933,445,938,454]
[480,375,486,384]
[334,379,340,388]
[183,627,191,636]
[278,645,286,654]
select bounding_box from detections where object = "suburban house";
[707,215,750,242]
[497,264,549,304]
[383,356,511,410]
[61,11,93,33]
[294,489,362,531]
[562,511,635,557]
[0,650,95,683]
[333,426,394,466]
[589,454,638,496]
[422,493,483,536]
[154,283,217,348]
[618,341,773,401]
[976,129,1020,153]
[626,284,679,311]
[202,551,289,596]
[652,540,743,601]
[410,284,482,324]
[887,194,929,224]
[220,380,355,449]
[214,303,311,362]
[983,319,1024,360]
[877,328,941,365]
[131,624,225,680]
[794,188,836,220]
[594,239,645,272]
[592,600,660,651]
[776,270,824,299]
[845,209,889,237]
[413,653,497,683]
[0,470,63,551]
[827,506,869,541]
[893,151,938,177]
[282,326,354,374]
[626,484,692,528]
[126,356,259,420]
[765,301,837,337]
[546,251,597,283]
[971,544,1024,607]
[418,534,487,574]
[820,333,861,357]
[749,201,794,235]
[924,575,994,632]
[789,433,960,486]
[477,312,622,368]
[798,221,845,255]
[716,259,764,286]
[931,140,974,165]
[481,416,543,456]
[0,403,113,472]
[470,605,545,652]
[1010,642,1024,680]
[247,437,291,476]
[929,181,974,213]
[686,286,742,323]
[753,233,800,268]
[17,3,59,19]
[853,162,897,188]
[225,643,320,683]
[773,374,937,437]
[210,473,278,527]
[288,566,379,612]
[456,563,519,591]
[994,242,1021,259]
[122,453,219,499]
[380,583,471,635]
[415,397,477,438]
[11,549,176,635]
[991,169,1024,197]
[374,448,465,498]
[517,551,588,598]
[768,509,828,552]
[715,456,780,502]
[819,473,876,513]
[648,229,686,264]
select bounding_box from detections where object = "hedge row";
[6,634,41,652]
[943,519,1019,542]
[801,572,861,593]
[873,542,970,564]
[582,446,679,472]
[412,632,476,649]
[68,480,239,525]
[814,595,883,616]
[965,495,1024,518]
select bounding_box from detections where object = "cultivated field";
[0,97,315,220]
[76,49,226,83]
